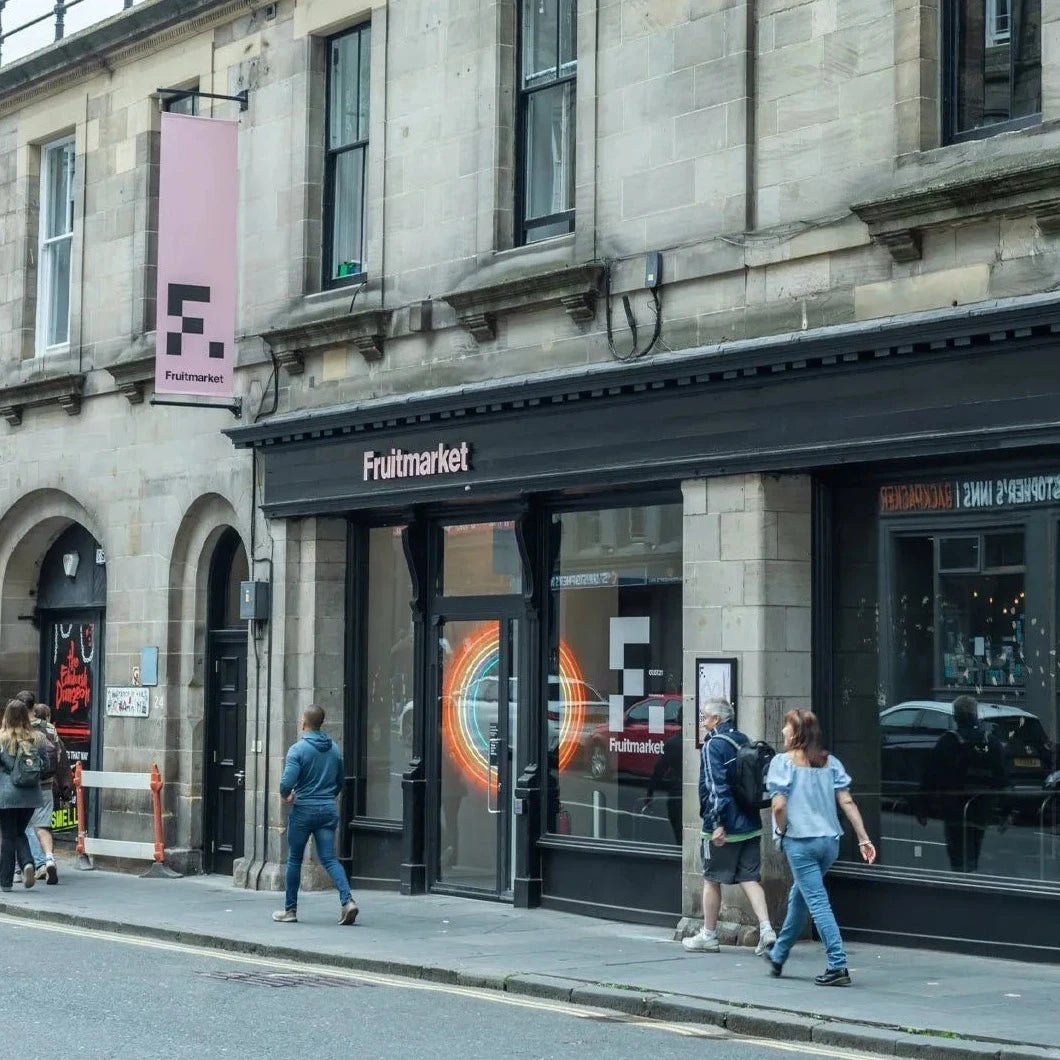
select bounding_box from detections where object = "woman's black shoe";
[761,950,782,977]
[814,968,851,987]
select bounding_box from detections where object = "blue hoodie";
[279,730,343,807]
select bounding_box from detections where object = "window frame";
[323,22,371,290]
[36,136,76,355]
[941,0,1041,144]
[515,0,577,246]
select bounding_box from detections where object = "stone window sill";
[0,369,85,425]
[260,287,392,371]
[852,151,1060,262]
[443,248,604,344]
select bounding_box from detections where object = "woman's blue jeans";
[771,835,847,971]
[284,803,352,912]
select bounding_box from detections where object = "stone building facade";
[0,0,1058,956]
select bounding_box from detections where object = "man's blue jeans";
[284,803,352,912]
[771,835,847,971]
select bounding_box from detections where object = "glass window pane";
[358,25,372,142]
[45,143,74,240]
[166,93,199,116]
[363,527,414,821]
[559,0,577,73]
[939,535,979,571]
[983,531,1024,569]
[329,30,366,149]
[45,237,72,347]
[523,0,558,86]
[955,0,1040,134]
[442,521,522,596]
[939,569,1025,689]
[330,146,365,280]
[546,504,683,847]
[524,82,575,224]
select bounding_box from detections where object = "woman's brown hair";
[0,699,38,755]
[784,709,829,768]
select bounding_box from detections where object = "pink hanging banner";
[154,112,238,398]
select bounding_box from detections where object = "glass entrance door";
[437,617,519,896]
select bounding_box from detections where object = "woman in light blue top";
[763,709,875,987]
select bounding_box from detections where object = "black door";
[205,631,247,874]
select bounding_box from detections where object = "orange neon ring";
[441,624,587,791]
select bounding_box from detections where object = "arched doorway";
[38,524,107,836]
[203,528,249,874]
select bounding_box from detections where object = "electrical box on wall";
[239,580,270,622]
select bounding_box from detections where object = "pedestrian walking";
[12,690,45,883]
[0,699,47,892]
[273,704,358,926]
[28,703,71,885]
[762,709,875,986]
[683,698,776,955]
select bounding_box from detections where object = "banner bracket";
[149,397,243,418]
[156,87,250,112]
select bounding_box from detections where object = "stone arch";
[0,488,105,702]
[165,492,250,869]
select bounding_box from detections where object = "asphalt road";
[0,915,890,1060]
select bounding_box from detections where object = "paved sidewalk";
[0,864,1056,1060]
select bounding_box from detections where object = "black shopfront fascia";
[230,294,1060,933]
[816,459,1060,962]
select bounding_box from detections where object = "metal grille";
[201,971,365,989]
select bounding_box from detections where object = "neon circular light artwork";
[442,624,587,791]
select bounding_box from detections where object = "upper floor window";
[944,0,1040,142]
[37,137,75,352]
[518,0,576,245]
[164,89,199,116]
[325,24,370,286]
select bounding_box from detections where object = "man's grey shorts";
[29,786,53,830]
[701,835,762,884]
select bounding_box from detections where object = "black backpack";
[9,739,44,788]
[38,727,59,782]
[717,734,777,814]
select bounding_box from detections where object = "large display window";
[545,503,683,846]
[830,483,1059,887]
[360,526,414,821]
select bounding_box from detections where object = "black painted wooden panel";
[261,347,1060,515]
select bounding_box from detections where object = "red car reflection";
[586,694,682,781]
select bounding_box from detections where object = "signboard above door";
[880,473,1060,515]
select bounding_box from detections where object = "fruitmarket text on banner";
[154,112,238,398]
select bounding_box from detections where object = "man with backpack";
[682,697,776,954]
[27,702,70,884]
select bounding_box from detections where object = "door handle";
[233,771,245,788]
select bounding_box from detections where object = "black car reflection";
[880,699,1054,803]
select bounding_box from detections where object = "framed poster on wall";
[695,657,738,747]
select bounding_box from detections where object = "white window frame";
[986,0,1011,47]
[36,136,76,354]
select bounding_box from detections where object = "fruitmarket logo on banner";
[154,112,238,398]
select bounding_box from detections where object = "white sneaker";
[755,926,777,956]
[682,928,721,953]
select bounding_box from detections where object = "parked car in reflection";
[880,699,1054,803]
[586,694,682,781]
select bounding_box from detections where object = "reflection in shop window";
[877,523,1056,885]
[545,503,683,846]
[441,521,522,596]
[362,526,414,821]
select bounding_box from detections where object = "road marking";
[0,913,881,1058]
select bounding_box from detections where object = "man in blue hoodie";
[273,704,358,925]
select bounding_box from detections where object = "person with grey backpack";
[0,699,47,892]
